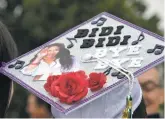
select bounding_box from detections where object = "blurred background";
[0,0,164,118]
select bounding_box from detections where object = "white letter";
[111,58,130,67]
[128,57,143,68]
[94,48,107,58]
[127,45,141,56]
[109,46,127,58]
[94,61,109,70]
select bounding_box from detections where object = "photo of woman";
[21,43,80,80]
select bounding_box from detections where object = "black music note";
[8,60,25,69]
[103,67,112,76]
[147,44,164,55]
[66,38,77,49]
[132,32,145,45]
[111,71,125,79]
[91,17,107,26]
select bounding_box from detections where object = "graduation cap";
[0,12,164,118]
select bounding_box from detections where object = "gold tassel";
[122,95,132,119]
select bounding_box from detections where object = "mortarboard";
[0,12,164,118]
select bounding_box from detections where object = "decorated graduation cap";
[0,12,164,118]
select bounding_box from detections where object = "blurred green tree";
[1,0,163,54]
[0,0,163,117]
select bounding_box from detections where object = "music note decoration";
[8,60,25,69]
[132,32,145,45]
[147,44,164,55]
[66,37,77,49]
[103,67,112,76]
[111,71,125,79]
[91,17,107,26]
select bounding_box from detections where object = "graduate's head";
[0,21,18,61]
[138,67,164,115]
[26,94,51,118]
[0,21,18,117]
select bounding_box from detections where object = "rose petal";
[76,70,87,79]
[88,79,99,87]
[60,73,85,95]
[72,88,88,102]
[44,76,54,92]
[99,74,106,86]
[59,97,67,103]
[50,78,61,97]
[44,83,48,89]
[51,78,60,86]
[50,87,59,97]
[59,91,69,98]
[90,85,100,90]
[55,86,60,91]
[59,75,75,95]
[99,79,106,87]
[91,86,103,91]
[89,73,100,82]
[66,95,76,104]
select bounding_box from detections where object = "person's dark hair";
[35,96,51,112]
[50,43,73,70]
[30,43,73,70]
[0,21,18,117]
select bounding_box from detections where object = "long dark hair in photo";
[53,43,73,70]
[0,21,18,117]
[30,43,74,70]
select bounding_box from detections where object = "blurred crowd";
[138,67,164,118]
[26,94,52,118]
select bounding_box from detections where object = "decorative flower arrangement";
[44,70,107,104]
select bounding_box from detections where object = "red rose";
[88,73,107,91]
[51,71,88,104]
[50,78,61,97]
[75,70,88,79]
[44,75,60,93]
